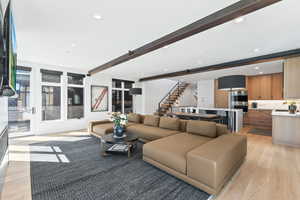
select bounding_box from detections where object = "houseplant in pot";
[110,112,128,138]
[284,101,298,114]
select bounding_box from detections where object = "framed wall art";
[91,85,109,112]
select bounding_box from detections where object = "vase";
[113,125,124,138]
[289,105,297,114]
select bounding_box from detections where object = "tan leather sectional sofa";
[89,114,247,195]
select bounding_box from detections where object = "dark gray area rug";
[249,128,272,136]
[30,135,210,200]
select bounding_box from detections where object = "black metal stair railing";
[158,81,186,114]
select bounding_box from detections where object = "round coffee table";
[100,132,138,158]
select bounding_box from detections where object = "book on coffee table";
[107,144,129,152]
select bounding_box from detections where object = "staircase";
[157,82,189,115]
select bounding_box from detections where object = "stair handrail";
[158,81,181,112]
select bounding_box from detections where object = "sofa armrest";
[216,124,230,136]
[88,119,111,133]
[187,134,247,191]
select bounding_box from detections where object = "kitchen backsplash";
[248,100,300,110]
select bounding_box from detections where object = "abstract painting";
[91,86,108,112]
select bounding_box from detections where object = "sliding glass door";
[8,67,34,136]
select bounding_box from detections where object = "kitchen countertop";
[195,107,243,112]
[272,111,300,117]
[249,108,273,111]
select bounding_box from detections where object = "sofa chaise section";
[143,133,211,174]
[143,120,247,195]
[186,134,247,194]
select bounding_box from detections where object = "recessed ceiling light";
[259,71,263,74]
[254,48,260,53]
[255,66,259,70]
[234,17,244,24]
[71,43,76,47]
[93,14,102,20]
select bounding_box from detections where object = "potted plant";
[109,112,128,138]
[284,101,298,114]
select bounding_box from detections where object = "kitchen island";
[171,107,243,132]
[272,111,300,147]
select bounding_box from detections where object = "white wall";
[176,83,197,107]
[197,80,215,108]
[132,81,145,114]
[140,79,177,114]
[18,61,113,135]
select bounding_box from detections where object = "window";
[41,69,62,83]
[42,86,61,121]
[124,81,133,89]
[41,69,63,121]
[68,87,84,119]
[124,91,133,113]
[67,73,85,119]
[67,73,84,85]
[112,90,122,112]
[112,79,122,88]
[112,79,134,113]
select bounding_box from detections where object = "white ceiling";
[170,60,284,83]
[14,0,300,81]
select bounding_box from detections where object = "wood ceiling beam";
[88,0,282,75]
[138,48,300,82]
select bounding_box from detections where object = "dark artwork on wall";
[91,86,108,112]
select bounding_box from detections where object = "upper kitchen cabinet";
[247,73,283,100]
[214,80,228,108]
[284,57,300,99]
[260,75,272,100]
[248,76,262,100]
[271,73,283,100]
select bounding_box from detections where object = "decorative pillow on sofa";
[159,117,180,131]
[186,120,217,138]
[143,115,160,127]
[127,113,141,123]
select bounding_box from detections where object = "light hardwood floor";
[1,127,299,200]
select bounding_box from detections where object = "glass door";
[8,67,34,137]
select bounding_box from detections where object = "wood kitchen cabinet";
[284,57,300,99]
[214,80,228,108]
[247,73,283,100]
[271,73,283,100]
[260,75,272,100]
[248,76,261,100]
[244,109,273,130]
